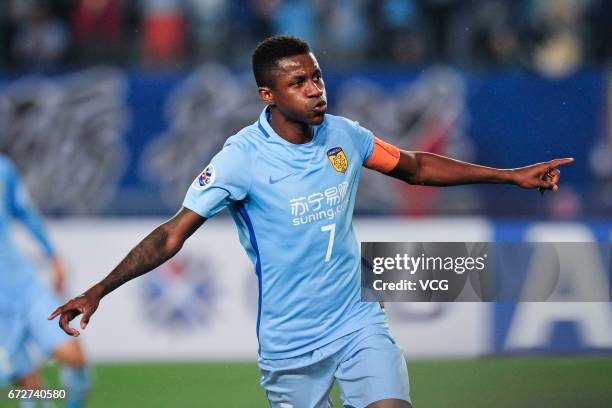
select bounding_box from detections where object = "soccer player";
[0,154,91,408]
[49,36,572,408]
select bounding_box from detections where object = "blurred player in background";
[50,36,572,408]
[0,154,90,408]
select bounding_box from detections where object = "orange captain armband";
[364,136,400,173]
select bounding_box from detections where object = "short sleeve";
[182,141,252,218]
[349,121,376,164]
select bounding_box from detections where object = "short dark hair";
[252,35,311,88]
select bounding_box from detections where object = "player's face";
[266,53,327,125]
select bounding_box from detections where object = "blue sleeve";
[182,140,252,218]
[349,120,376,164]
[6,161,55,257]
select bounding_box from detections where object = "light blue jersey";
[183,108,387,359]
[0,155,54,307]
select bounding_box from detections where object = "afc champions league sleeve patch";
[326,147,349,173]
[192,164,216,190]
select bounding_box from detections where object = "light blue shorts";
[259,323,411,408]
[0,281,69,385]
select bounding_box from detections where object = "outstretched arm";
[48,207,206,336]
[6,160,68,292]
[390,151,573,190]
[365,137,573,191]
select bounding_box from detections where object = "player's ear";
[258,86,274,106]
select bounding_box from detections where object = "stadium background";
[1,0,611,406]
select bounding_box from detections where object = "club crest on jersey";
[326,147,348,173]
[193,164,215,190]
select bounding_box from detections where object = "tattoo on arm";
[97,210,201,297]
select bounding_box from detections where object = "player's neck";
[268,109,313,145]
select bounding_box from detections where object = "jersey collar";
[257,107,325,146]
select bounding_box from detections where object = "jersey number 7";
[321,223,336,262]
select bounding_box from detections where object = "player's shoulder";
[323,114,370,134]
[222,122,261,152]
[322,114,374,159]
[322,114,374,148]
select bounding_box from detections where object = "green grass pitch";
[3,357,611,407]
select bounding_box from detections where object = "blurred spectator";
[522,0,588,78]
[0,0,611,70]
[584,0,612,65]
[368,0,425,66]
[223,1,262,64]
[249,0,319,50]
[140,0,187,66]
[465,0,519,68]
[72,0,124,64]
[274,0,317,45]
[187,0,231,62]
[417,0,462,62]
[248,0,278,40]
[321,0,368,65]
[11,3,69,69]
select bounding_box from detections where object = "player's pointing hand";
[511,158,574,192]
[48,286,103,337]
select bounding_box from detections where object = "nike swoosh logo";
[269,173,296,184]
